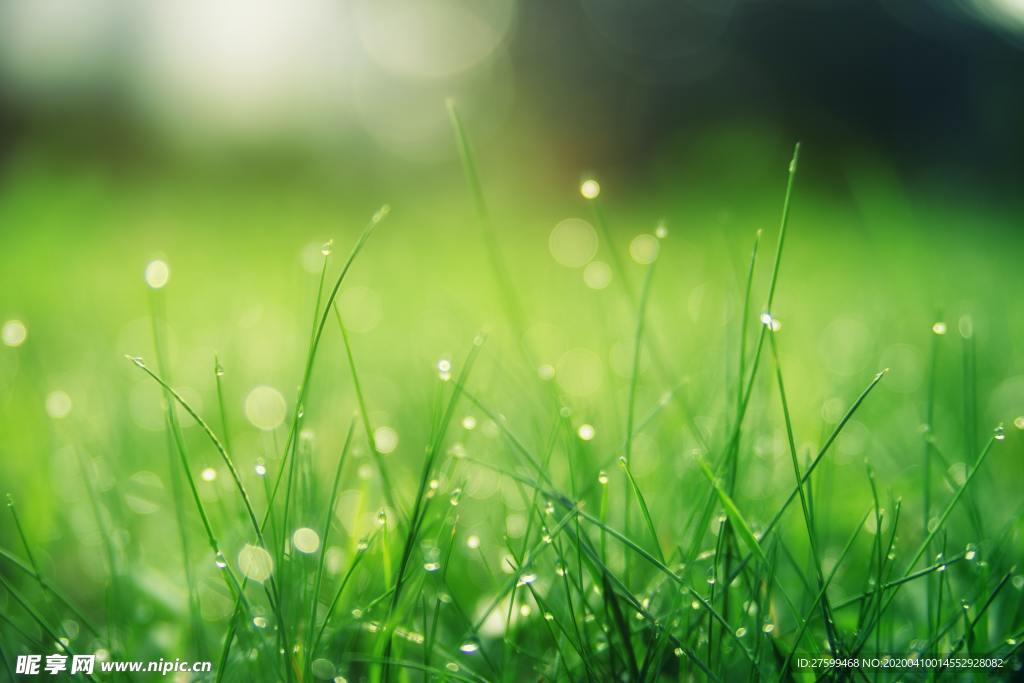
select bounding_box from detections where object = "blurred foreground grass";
[0,132,1022,681]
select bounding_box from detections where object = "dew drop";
[759,312,782,332]
[931,321,947,335]
[994,425,1006,441]
[437,358,452,382]
[321,240,333,257]
[423,562,441,572]
[466,535,480,550]
[577,423,596,441]
[145,259,170,289]
[201,467,217,482]
[517,573,537,586]
[762,623,775,634]
[458,642,479,654]
[598,470,609,485]
[735,627,747,638]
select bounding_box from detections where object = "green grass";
[0,121,1022,682]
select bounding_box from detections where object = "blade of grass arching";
[696,455,767,567]
[725,368,887,585]
[333,305,401,519]
[446,100,525,336]
[304,420,355,674]
[619,456,664,565]
[781,509,870,675]
[148,289,207,658]
[128,357,267,552]
[262,207,388,537]
[767,331,839,654]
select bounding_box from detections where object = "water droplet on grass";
[931,321,947,335]
[201,467,217,482]
[320,240,333,257]
[423,562,441,572]
[462,415,476,430]
[577,423,595,441]
[598,470,609,485]
[145,260,170,289]
[458,642,479,654]
[517,573,537,586]
[735,627,747,637]
[466,535,480,549]
[437,358,452,382]
[994,425,1006,441]
[760,312,782,332]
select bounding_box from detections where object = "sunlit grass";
[0,118,1022,682]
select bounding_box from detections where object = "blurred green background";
[0,0,1022,678]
